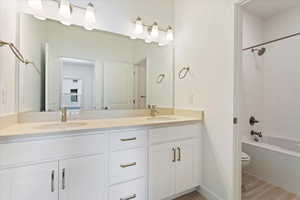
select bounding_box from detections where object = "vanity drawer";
[109,178,146,200]
[149,124,200,144]
[110,130,147,151]
[0,133,106,167]
[109,148,146,185]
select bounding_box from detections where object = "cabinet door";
[149,142,176,200]
[175,139,199,194]
[59,155,105,200]
[0,162,58,200]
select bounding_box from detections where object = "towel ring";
[156,74,165,84]
[178,67,190,79]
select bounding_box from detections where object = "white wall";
[240,10,264,141]
[263,5,300,140]
[174,0,236,199]
[0,0,17,117]
[241,5,300,141]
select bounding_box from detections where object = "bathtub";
[243,136,300,196]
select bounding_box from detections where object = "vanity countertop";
[0,115,202,141]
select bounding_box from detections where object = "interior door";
[149,142,176,200]
[59,155,105,200]
[0,162,58,200]
[137,60,147,109]
[103,61,134,109]
[175,139,198,194]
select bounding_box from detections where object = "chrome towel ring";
[156,74,165,84]
[178,67,190,79]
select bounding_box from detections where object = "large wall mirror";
[18,13,174,112]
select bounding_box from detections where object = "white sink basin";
[36,122,87,129]
[146,116,179,121]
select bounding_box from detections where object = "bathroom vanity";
[0,115,202,200]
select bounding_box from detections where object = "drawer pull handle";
[172,148,176,162]
[177,147,181,161]
[62,168,66,190]
[120,194,137,200]
[51,170,55,192]
[120,137,137,142]
[120,162,137,168]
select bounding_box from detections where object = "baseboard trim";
[198,185,224,200]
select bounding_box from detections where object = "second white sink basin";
[36,122,87,130]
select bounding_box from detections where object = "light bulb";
[28,0,46,20]
[59,0,71,26]
[166,26,174,41]
[145,30,152,44]
[84,2,96,30]
[134,17,143,35]
[151,22,159,38]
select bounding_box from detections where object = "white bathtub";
[243,136,300,196]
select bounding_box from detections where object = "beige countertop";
[0,115,202,141]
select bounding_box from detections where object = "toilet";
[242,152,251,168]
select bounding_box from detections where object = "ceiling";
[243,0,300,19]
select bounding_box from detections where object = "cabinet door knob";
[120,162,137,168]
[120,194,137,200]
[62,168,66,190]
[177,147,181,161]
[172,148,176,162]
[51,170,55,192]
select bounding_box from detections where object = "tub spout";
[251,130,262,138]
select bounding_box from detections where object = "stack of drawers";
[108,129,148,200]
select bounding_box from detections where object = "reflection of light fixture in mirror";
[151,22,159,38]
[134,17,144,35]
[27,0,46,20]
[59,0,71,26]
[145,29,152,44]
[166,26,174,41]
[84,2,96,30]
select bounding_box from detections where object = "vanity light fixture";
[27,0,46,20]
[166,26,174,41]
[84,2,96,30]
[134,17,144,35]
[150,22,159,38]
[59,0,72,26]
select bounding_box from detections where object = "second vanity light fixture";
[132,17,174,46]
[27,0,97,31]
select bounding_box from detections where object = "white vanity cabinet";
[0,122,201,200]
[149,124,201,200]
[0,133,106,200]
[0,162,59,200]
[59,155,105,200]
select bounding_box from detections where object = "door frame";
[233,0,253,200]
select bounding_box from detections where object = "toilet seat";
[242,152,250,161]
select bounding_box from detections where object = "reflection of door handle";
[140,96,146,98]
[104,107,109,110]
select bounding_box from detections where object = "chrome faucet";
[251,130,262,138]
[61,107,67,122]
[150,105,159,117]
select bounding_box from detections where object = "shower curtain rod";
[242,32,300,51]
